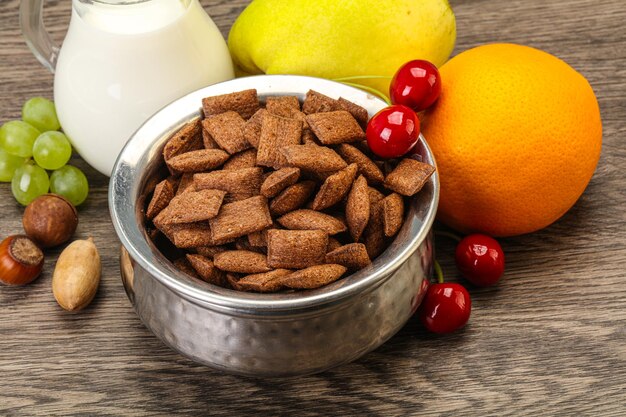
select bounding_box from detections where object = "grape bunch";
[0,98,88,206]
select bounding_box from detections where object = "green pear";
[228,0,456,96]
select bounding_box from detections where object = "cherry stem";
[435,230,462,243]
[434,260,444,284]
[333,75,393,81]
[337,81,392,105]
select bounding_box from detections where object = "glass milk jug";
[21,0,234,175]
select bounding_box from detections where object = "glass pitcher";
[21,0,234,176]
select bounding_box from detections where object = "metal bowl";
[109,75,439,377]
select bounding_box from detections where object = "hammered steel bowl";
[109,75,439,377]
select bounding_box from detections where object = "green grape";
[22,97,61,132]
[32,131,72,170]
[50,165,89,206]
[11,162,50,206]
[0,148,25,182]
[0,120,40,158]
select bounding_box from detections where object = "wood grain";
[1,0,625,415]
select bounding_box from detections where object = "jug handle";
[20,0,60,73]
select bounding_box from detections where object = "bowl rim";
[109,75,439,314]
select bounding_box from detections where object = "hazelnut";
[23,194,78,248]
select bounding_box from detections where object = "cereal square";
[269,180,316,216]
[382,193,405,237]
[337,143,384,184]
[163,119,204,161]
[202,111,251,155]
[231,269,291,293]
[311,163,358,210]
[243,108,267,149]
[213,250,271,274]
[384,158,436,196]
[165,149,230,174]
[302,90,341,114]
[260,167,301,198]
[266,96,301,118]
[280,144,348,172]
[306,111,366,145]
[194,167,263,202]
[146,178,175,220]
[346,175,370,241]
[202,89,260,120]
[278,264,347,289]
[256,113,303,168]
[223,149,257,170]
[277,209,346,235]
[153,189,226,225]
[186,254,227,286]
[267,229,328,269]
[338,97,369,128]
[209,196,273,242]
[325,243,371,270]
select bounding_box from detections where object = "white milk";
[54,0,234,175]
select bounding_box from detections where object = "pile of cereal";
[145,89,435,292]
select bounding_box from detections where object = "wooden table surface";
[1,0,625,415]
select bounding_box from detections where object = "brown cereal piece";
[223,149,257,170]
[209,196,273,242]
[226,273,242,289]
[146,179,175,220]
[301,129,320,145]
[384,158,436,196]
[368,187,385,204]
[194,167,263,202]
[280,144,347,172]
[382,193,405,237]
[363,198,386,258]
[202,111,251,155]
[266,96,301,117]
[267,229,328,269]
[163,119,204,162]
[302,90,341,114]
[165,149,230,174]
[232,269,291,293]
[270,180,316,216]
[174,257,200,278]
[153,189,226,225]
[325,243,371,270]
[247,231,266,247]
[163,222,216,249]
[243,108,266,149]
[306,111,366,145]
[202,89,260,120]
[277,209,347,235]
[336,144,385,184]
[327,237,342,253]
[186,254,227,286]
[260,167,301,198]
[213,250,271,274]
[196,246,227,259]
[338,97,369,128]
[311,163,358,211]
[256,113,303,168]
[278,264,347,289]
[175,173,195,195]
[235,237,266,254]
[346,175,370,241]
[201,127,220,149]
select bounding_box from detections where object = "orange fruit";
[422,43,602,237]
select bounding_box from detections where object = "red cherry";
[366,104,420,159]
[419,283,471,334]
[455,234,505,287]
[390,60,441,112]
